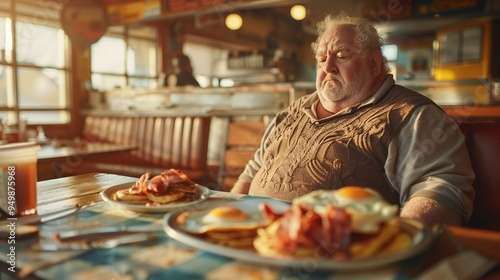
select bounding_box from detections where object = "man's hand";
[400,196,462,226]
[230,180,251,194]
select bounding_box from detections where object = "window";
[91,25,158,92]
[382,44,398,61]
[382,44,398,78]
[439,26,483,64]
[183,42,232,87]
[0,0,70,125]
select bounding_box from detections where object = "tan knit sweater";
[249,85,433,203]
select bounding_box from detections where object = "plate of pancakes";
[163,188,443,271]
[101,182,210,213]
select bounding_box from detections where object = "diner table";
[36,142,137,181]
[1,173,499,280]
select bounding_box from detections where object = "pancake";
[205,228,258,239]
[112,170,202,205]
[146,188,185,204]
[115,189,150,204]
[204,228,259,248]
[171,193,199,203]
[172,182,200,194]
[205,235,256,248]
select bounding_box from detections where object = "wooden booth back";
[80,115,211,184]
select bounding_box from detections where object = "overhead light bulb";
[290,5,306,21]
[225,13,243,30]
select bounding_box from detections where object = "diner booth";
[1,0,500,279]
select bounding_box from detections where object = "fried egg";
[293,186,399,234]
[202,206,248,224]
[181,205,269,234]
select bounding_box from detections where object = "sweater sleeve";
[385,105,475,224]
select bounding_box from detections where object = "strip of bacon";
[318,205,351,258]
[129,172,151,194]
[148,175,169,194]
[260,203,352,258]
[161,169,192,184]
[259,202,284,222]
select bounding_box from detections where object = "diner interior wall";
[181,9,315,65]
[176,1,500,74]
[115,1,500,85]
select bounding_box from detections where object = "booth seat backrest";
[459,122,500,231]
[82,115,211,171]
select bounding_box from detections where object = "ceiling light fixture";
[290,5,306,21]
[225,13,243,30]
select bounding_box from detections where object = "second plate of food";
[101,183,211,213]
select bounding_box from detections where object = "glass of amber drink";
[0,142,40,216]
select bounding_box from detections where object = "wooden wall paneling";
[151,117,165,164]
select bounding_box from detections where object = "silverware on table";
[57,223,164,241]
[37,233,158,251]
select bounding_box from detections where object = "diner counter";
[89,81,500,122]
[89,80,500,122]
[1,173,499,279]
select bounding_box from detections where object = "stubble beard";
[321,70,371,104]
[321,78,350,103]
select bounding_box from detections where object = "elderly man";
[231,12,475,226]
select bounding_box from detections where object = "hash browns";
[253,218,412,260]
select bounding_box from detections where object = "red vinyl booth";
[459,122,500,231]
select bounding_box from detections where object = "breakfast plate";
[100,183,210,213]
[163,199,442,271]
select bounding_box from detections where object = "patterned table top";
[1,174,498,280]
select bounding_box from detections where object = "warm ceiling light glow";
[290,5,306,21]
[225,13,243,30]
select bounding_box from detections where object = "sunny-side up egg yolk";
[336,186,372,200]
[202,206,248,224]
[294,186,399,234]
[181,205,269,233]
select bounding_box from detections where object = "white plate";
[163,199,442,271]
[100,183,210,213]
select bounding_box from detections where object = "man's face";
[315,25,379,110]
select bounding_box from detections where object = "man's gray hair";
[311,12,389,71]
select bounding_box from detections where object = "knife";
[38,233,158,251]
[57,223,164,241]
